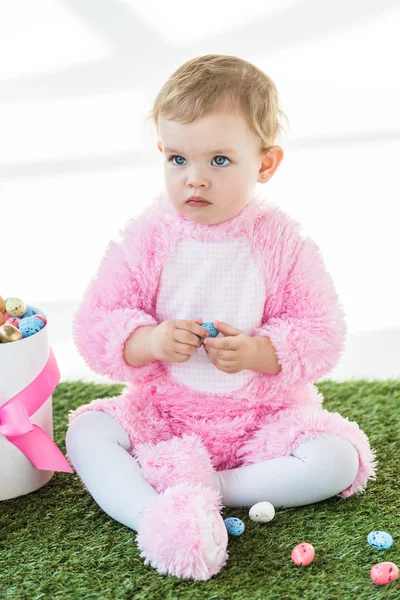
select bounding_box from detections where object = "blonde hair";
[144,54,289,152]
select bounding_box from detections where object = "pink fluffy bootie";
[136,481,229,580]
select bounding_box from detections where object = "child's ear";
[258,146,284,182]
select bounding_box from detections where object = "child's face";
[157,109,283,225]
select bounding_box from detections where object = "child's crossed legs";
[66,410,359,530]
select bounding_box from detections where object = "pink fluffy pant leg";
[212,408,377,509]
[134,433,219,493]
[67,405,228,581]
[134,433,228,579]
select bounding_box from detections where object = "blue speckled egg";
[20,306,37,319]
[19,316,44,338]
[367,531,393,550]
[200,322,219,341]
[224,517,245,536]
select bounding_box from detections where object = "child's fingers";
[192,318,210,340]
[175,319,210,346]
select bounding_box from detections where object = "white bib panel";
[155,237,266,393]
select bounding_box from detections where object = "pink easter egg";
[291,542,315,566]
[33,314,47,326]
[6,317,20,328]
[370,562,399,585]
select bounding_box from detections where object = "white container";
[0,306,55,500]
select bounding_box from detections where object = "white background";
[1,0,399,382]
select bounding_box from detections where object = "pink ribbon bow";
[0,348,73,473]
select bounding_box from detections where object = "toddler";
[65,54,376,581]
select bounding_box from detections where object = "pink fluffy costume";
[68,190,376,580]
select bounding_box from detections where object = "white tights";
[65,411,359,532]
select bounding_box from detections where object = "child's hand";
[203,320,255,374]
[149,318,210,363]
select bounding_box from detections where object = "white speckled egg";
[5,297,26,317]
[249,501,275,523]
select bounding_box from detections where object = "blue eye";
[168,155,231,167]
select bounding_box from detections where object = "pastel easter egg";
[249,501,275,523]
[20,306,37,319]
[19,317,43,338]
[367,531,393,550]
[33,314,47,326]
[370,562,399,585]
[224,517,245,536]
[6,317,20,328]
[291,542,315,566]
[1,311,12,325]
[199,321,220,340]
[5,297,26,317]
[0,324,23,343]
[0,295,5,313]
[33,316,44,330]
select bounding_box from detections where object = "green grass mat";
[1,380,399,599]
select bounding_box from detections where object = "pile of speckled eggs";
[0,296,47,344]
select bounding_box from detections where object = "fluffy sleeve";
[251,230,347,387]
[72,215,160,383]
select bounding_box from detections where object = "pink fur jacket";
[68,191,376,498]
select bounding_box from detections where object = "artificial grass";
[0,379,399,600]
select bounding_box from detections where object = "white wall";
[1,0,399,381]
